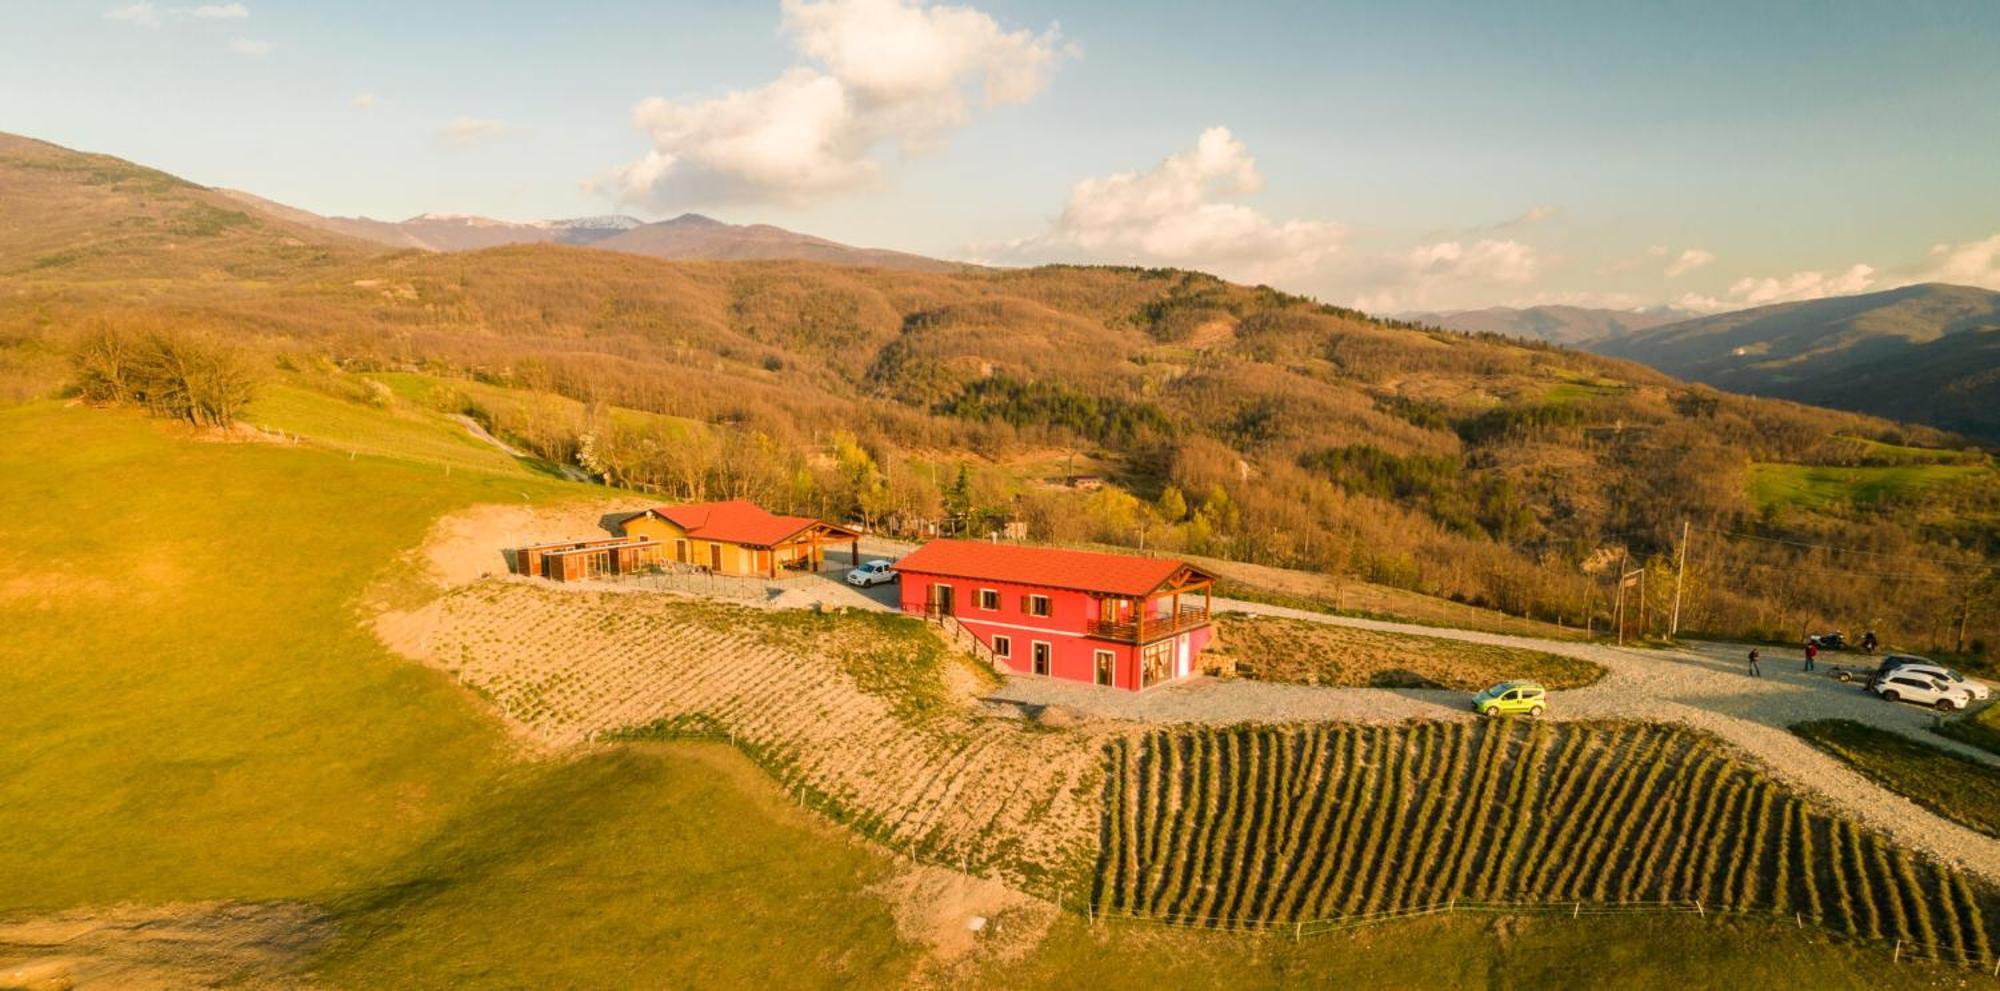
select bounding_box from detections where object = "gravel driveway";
[989,596,2000,884]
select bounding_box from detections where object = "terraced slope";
[1097,722,1999,961]
[411,581,1108,881]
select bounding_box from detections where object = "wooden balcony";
[1087,605,1212,643]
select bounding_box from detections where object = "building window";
[977,588,1000,610]
[992,635,1012,658]
[1094,650,1115,687]
[1032,641,1052,676]
[1026,594,1052,617]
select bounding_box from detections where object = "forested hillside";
[2,133,1995,651]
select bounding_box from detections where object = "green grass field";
[1938,705,2000,758]
[1794,720,2000,839]
[244,379,553,477]
[0,400,1976,986]
[1747,462,1989,511]
[315,743,919,988]
[0,402,587,911]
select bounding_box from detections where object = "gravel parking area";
[990,596,2000,884]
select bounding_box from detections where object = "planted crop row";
[1094,722,2000,959]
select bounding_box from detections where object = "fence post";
[1695,900,1704,917]
[1293,921,1302,942]
[1795,912,1802,929]
[1990,955,1998,978]
[1448,896,1456,914]
[1573,901,1580,918]
[1892,939,1901,964]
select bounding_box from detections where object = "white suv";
[1873,672,1976,712]
[1889,662,1991,702]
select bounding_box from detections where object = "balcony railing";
[1087,605,1211,643]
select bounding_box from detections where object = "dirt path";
[992,596,2000,885]
[447,414,590,482]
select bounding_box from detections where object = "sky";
[4,0,2000,312]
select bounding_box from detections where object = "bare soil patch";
[0,901,328,991]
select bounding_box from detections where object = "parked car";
[845,559,899,587]
[1885,661,1991,701]
[1473,680,1546,718]
[1866,654,1931,688]
[1872,671,1975,712]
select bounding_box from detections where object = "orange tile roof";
[651,499,854,547]
[893,540,1207,597]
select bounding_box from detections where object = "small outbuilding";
[514,536,663,582]
[621,499,863,578]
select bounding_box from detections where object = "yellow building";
[622,499,863,578]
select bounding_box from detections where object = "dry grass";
[1215,613,1602,690]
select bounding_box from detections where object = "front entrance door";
[709,543,723,571]
[930,583,955,616]
[674,539,689,564]
[1032,641,1052,676]
[1094,650,1115,686]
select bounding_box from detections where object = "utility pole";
[1670,519,1690,640]
[1615,547,1628,647]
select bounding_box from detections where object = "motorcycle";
[1808,632,1846,651]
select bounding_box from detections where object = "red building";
[893,540,1217,691]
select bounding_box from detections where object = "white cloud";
[188,3,248,17]
[1664,247,1715,278]
[1351,239,1541,313]
[440,116,508,147]
[227,36,271,55]
[1915,233,2000,290]
[601,0,1067,208]
[1000,127,1345,285]
[1677,263,1876,312]
[993,127,1546,312]
[1486,204,1559,231]
[351,92,379,109]
[104,2,159,24]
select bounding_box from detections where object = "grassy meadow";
[1795,719,2000,839]
[1746,461,1991,512]
[1216,613,1602,689]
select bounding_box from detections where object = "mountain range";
[1403,305,1694,347]
[216,188,959,271]
[1592,283,2000,440]
[3,128,1996,442]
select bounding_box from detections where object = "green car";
[1473,680,1547,718]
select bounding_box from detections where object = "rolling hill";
[2,131,1996,654]
[1594,283,2000,439]
[1405,304,1691,346]
[217,186,960,271]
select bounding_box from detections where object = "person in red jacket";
[1804,639,1819,672]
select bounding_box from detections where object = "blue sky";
[4,0,1998,311]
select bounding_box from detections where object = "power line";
[1712,559,1969,585]
[1690,525,1989,573]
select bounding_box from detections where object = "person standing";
[1804,640,1818,672]
[1748,648,1762,677]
